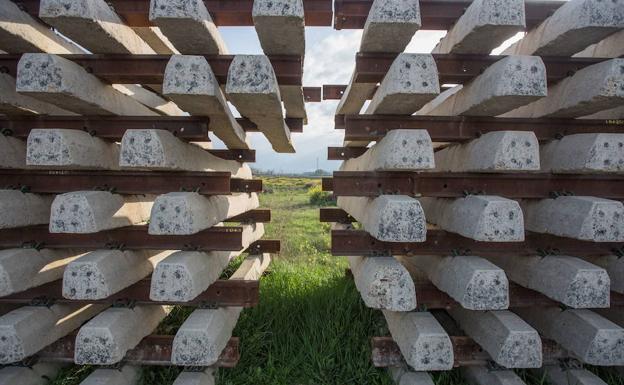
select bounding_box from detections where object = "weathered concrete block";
[433,0,525,54]
[0,135,27,169]
[348,256,417,311]
[39,0,155,54]
[487,255,610,309]
[112,84,185,116]
[150,251,231,302]
[336,74,378,115]
[401,255,509,310]
[0,0,81,54]
[462,366,527,385]
[120,129,251,176]
[575,30,624,58]
[366,54,440,115]
[389,367,435,385]
[0,304,104,364]
[449,308,542,368]
[0,363,60,385]
[150,223,264,301]
[383,310,454,371]
[226,55,294,153]
[16,54,156,116]
[523,196,624,242]
[503,0,624,56]
[162,55,248,149]
[150,0,228,54]
[75,305,169,364]
[0,248,79,296]
[540,134,624,173]
[79,366,140,385]
[253,0,305,56]
[338,196,426,242]
[418,56,547,116]
[149,192,259,235]
[0,190,52,229]
[541,365,608,385]
[173,369,215,385]
[172,307,241,366]
[420,195,524,242]
[585,255,624,294]
[279,85,307,120]
[434,131,540,172]
[63,250,169,300]
[516,307,624,366]
[0,73,76,116]
[504,59,624,118]
[172,253,270,366]
[132,26,178,54]
[340,129,434,172]
[27,129,119,169]
[49,191,152,234]
[360,0,421,53]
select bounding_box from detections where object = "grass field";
[51,177,624,385]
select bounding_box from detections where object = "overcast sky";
[217,26,527,173]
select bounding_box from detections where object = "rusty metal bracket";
[325,172,624,200]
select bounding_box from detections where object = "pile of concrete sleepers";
[322,0,624,384]
[0,0,325,383]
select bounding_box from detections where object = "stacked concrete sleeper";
[0,0,312,383]
[330,0,624,384]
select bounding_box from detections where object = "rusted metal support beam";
[0,116,210,141]
[0,54,303,86]
[0,225,245,251]
[0,170,262,195]
[0,279,260,307]
[371,336,566,368]
[327,146,368,161]
[323,172,624,199]
[335,115,624,142]
[303,87,322,103]
[319,207,356,223]
[15,0,333,27]
[34,335,239,367]
[320,54,607,87]
[0,115,301,137]
[207,149,256,162]
[334,0,565,30]
[331,229,624,257]
[247,240,281,254]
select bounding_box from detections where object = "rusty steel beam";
[0,279,260,307]
[335,0,565,30]
[0,54,303,86]
[207,149,256,162]
[331,229,624,257]
[0,115,302,139]
[303,87,322,102]
[327,146,368,161]
[335,115,624,142]
[323,172,624,199]
[247,239,281,254]
[0,170,262,195]
[319,207,356,223]
[0,225,245,251]
[15,0,333,27]
[371,336,566,368]
[322,84,453,100]
[36,334,239,367]
[0,116,210,141]
[339,53,607,85]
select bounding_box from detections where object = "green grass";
[50,177,624,385]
